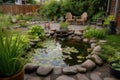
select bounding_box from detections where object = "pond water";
[29,39,89,67]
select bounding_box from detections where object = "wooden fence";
[0,4,40,14]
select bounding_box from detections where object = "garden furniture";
[65,12,75,24]
[76,12,88,25]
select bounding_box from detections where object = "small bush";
[104,15,114,26]
[28,25,45,39]
[83,28,106,39]
[60,21,68,30]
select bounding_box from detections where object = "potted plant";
[0,31,26,80]
[108,52,120,78]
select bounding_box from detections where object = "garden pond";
[28,39,90,67]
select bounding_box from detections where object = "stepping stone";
[36,66,53,76]
[56,75,75,80]
[81,59,96,70]
[75,65,87,73]
[104,77,119,80]
[26,76,41,80]
[63,66,77,74]
[90,72,102,80]
[53,66,62,75]
[24,63,39,73]
[76,73,90,80]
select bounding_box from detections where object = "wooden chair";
[65,12,74,24]
[76,12,88,25]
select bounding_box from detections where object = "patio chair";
[76,12,88,25]
[65,12,75,24]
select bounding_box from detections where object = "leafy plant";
[104,15,115,26]
[0,14,12,28]
[60,21,68,30]
[62,46,79,54]
[108,52,120,71]
[0,32,25,77]
[83,28,106,39]
[28,25,45,39]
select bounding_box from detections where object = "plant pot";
[110,65,120,78]
[0,69,24,80]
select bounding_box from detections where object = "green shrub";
[28,25,45,39]
[60,21,68,30]
[83,28,106,39]
[92,12,104,22]
[104,15,115,26]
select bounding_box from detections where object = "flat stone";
[90,72,102,80]
[24,63,39,73]
[81,59,96,70]
[89,39,97,43]
[99,40,107,44]
[27,76,41,80]
[90,54,103,65]
[74,31,82,36]
[76,73,90,80]
[86,55,92,59]
[56,75,75,80]
[53,66,62,75]
[104,77,119,80]
[72,36,81,41]
[91,43,97,49]
[63,66,77,74]
[93,46,101,52]
[83,38,89,43]
[75,65,87,73]
[36,66,53,76]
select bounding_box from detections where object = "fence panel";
[0,4,40,14]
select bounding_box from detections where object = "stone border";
[26,29,107,76]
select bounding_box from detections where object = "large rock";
[90,54,103,65]
[74,31,82,36]
[75,65,87,73]
[89,39,97,43]
[91,43,97,49]
[36,66,53,76]
[24,63,39,73]
[81,59,96,70]
[53,66,62,75]
[90,72,102,80]
[72,36,81,41]
[76,73,90,80]
[83,38,89,43]
[63,66,77,74]
[91,51,101,55]
[93,46,101,52]
[56,75,75,80]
